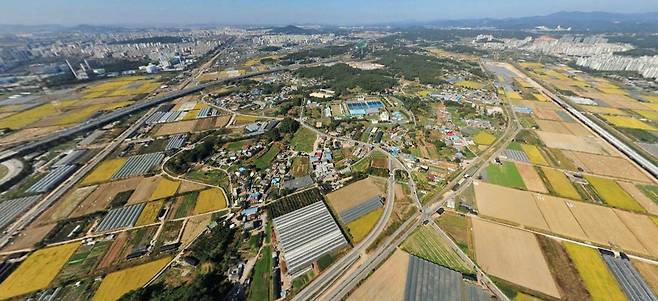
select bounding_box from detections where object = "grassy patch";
[485,161,526,190]
[473,131,496,145]
[247,246,272,301]
[435,212,471,255]
[637,184,658,205]
[174,192,198,219]
[254,145,281,170]
[290,127,316,152]
[291,157,310,177]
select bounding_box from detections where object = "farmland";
[291,156,310,177]
[247,246,272,301]
[564,243,627,301]
[474,131,496,145]
[535,236,592,301]
[135,200,164,226]
[269,188,324,218]
[540,167,581,200]
[401,225,472,274]
[192,188,227,214]
[0,242,80,299]
[585,176,645,212]
[521,144,549,165]
[435,212,471,255]
[290,127,316,152]
[485,161,526,190]
[149,178,180,200]
[81,158,127,185]
[345,207,383,242]
[254,145,281,170]
[348,250,409,301]
[326,177,385,214]
[92,257,171,301]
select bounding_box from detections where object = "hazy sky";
[2,0,657,25]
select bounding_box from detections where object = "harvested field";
[177,180,207,193]
[585,176,645,212]
[618,182,658,215]
[291,157,310,177]
[81,158,127,185]
[536,131,609,155]
[96,231,128,270]
[126,176,160,204]
[564,243,628,301]
[632,260,658,295]
[473,181,549,231]
[192,188,227,214]
[536,236,592,301]
[214,115,231,127]
[134,200,164,226]
[193,116,215,131]
[532,194,587,241]
[521,144,549,166]
[180,215,211,246]
[326,177,385,213]
[92,257,171,301]
[348,249,409,301]
[568,202,647,256]
[401,225,472,274]
[70,177,142,217]
[0,242,79,299]
[154,120,197,136]
[535,119,573,134]
[0,125,66,145]
[485,161,526,190]
[564,151,651,183]
[38,185,97,223]
[1,223,56,252]
[149,178,180,201]
[614,210,658,257]
[472,218,560,298]
[540,167,581,200]
[515,163,547,193]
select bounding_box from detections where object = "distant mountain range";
[423,11,658,32]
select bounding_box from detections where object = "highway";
[508,63,658,180]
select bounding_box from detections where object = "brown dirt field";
[536,131,608,155]
[214,115,231,128]
[371,157,388,169]
[178,181,207,193]
[473,181,549,231]
[515,163,548,193]
[126,176,161,204]
[70,177,142,217]
[618,181,658,215]
[326,177,385,214]
[1,223,56,252]
[180,215,211,246]
[532,194,588,241]
[96,231,128,270]
[37,185,97,224]
[535,119,572,134]
[0,125,66,145]
[562,151,652,183]
[536,235,592,301]
[614,210,658,257]
[562,122,592,136]
[568,201,648,256]
[155,120,197,136]
[533,108,563,121]
[193,117,215,131]
[632,260,658,295]
[347,249,409,301]
[472,218,561,298]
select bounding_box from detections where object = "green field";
[401,225,473,274]
[254,145,281,170]
[485,161,526,190]
[638,184,658,205]
[291,157,310,177]
[290,127,316,152]
[247,246,272,301]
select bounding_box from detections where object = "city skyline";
[1,0,658,26]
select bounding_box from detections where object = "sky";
[1,0,657,26]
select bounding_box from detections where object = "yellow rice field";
[602,115,656,131]
[0,243,80,299]
[585,176,645,212]
[473,131,496,145]
[149,178,180,200]
[564,243,627,301]
[135,200,164,226]
[193,188,228,214]
[521,144,549,166]
[92,257,171,301]
[346,207,383,243]
[541,167,581,200]
[81,158,127,185]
